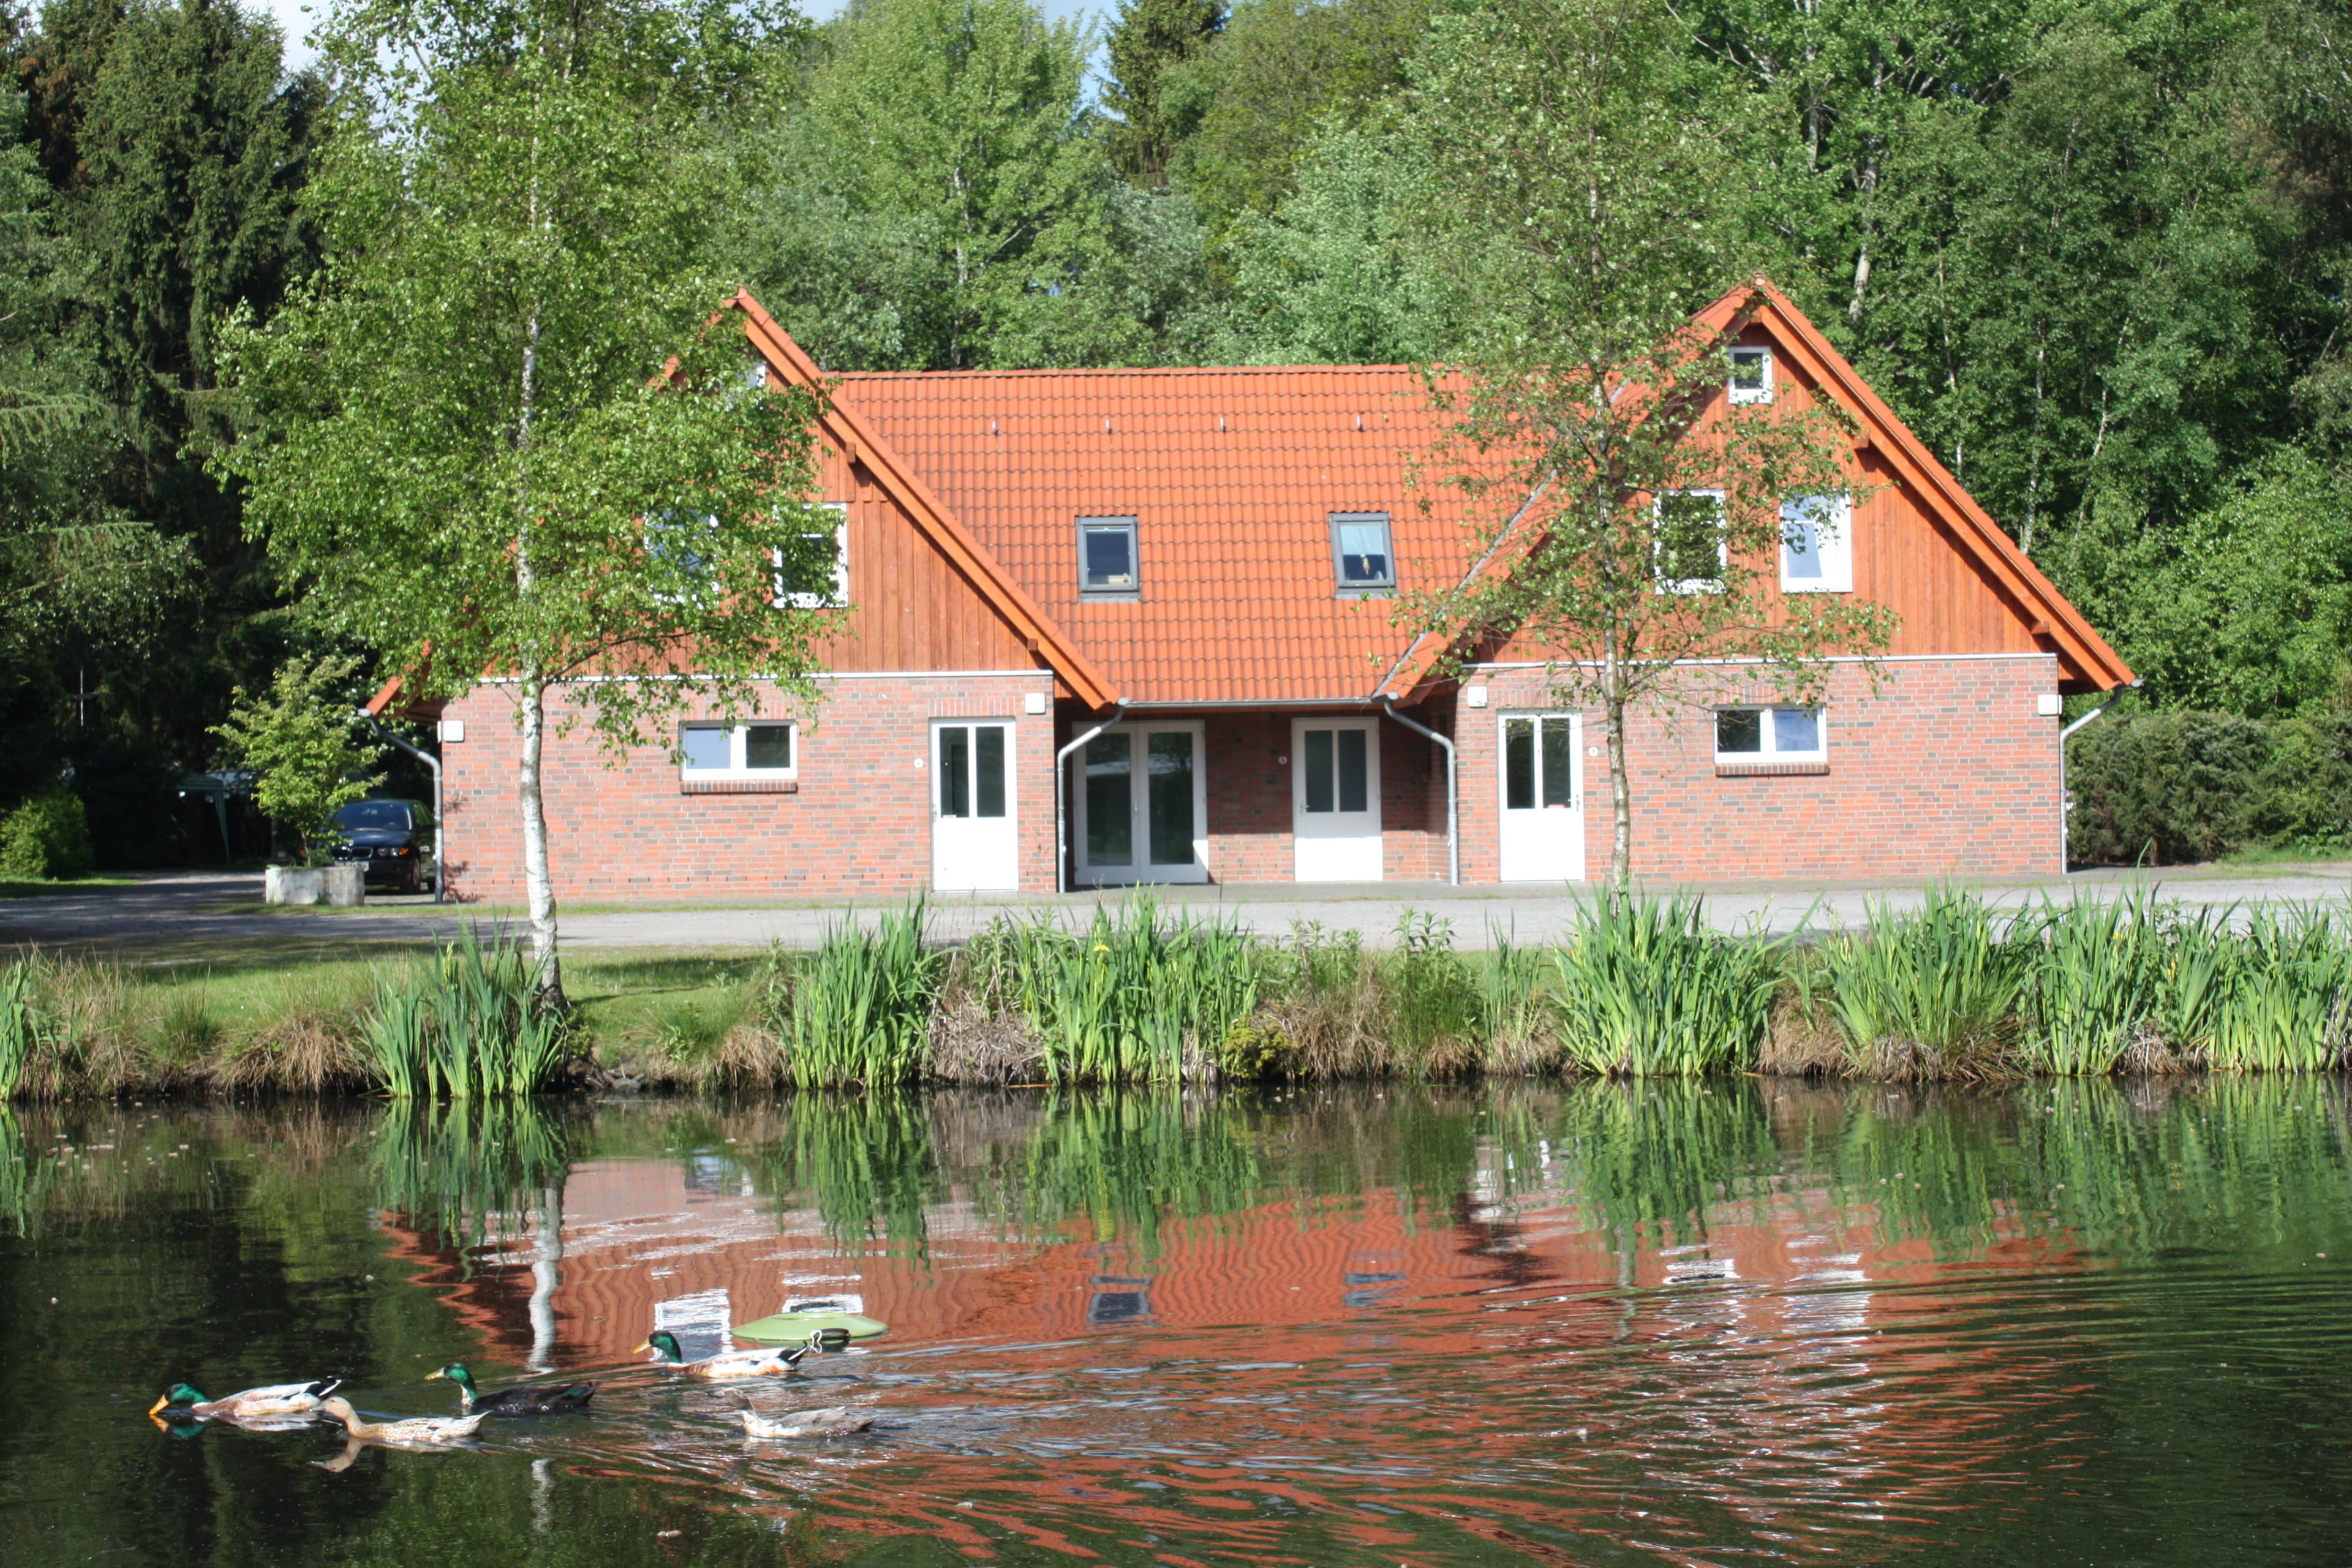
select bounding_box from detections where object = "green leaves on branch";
[213,0,835,757]
[209,653,379,865]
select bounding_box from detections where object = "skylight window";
[1078,516,1139,596]
[1330,513,1395,595]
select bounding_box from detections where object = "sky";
[262,0,1108,75]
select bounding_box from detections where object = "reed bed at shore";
[7,891,2352,1098]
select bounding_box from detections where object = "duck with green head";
[636,1329,812,1381]
[426,1362,595,1415]
[149,1378,340,1425]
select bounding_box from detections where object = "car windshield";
[334,802,411,831]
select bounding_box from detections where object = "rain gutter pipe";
[1381,702,1458,887]
[361,713,443,903]
[2056,680,2137,871]
[1055,703,1126,894]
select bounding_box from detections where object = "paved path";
[6,862,2350,959]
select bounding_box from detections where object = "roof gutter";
[1381,701,1457,886]
[1055,703,1126,894]
[2056,680,2136,872]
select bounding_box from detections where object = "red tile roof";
[831,363,1483,705]
[735,282,2132,708]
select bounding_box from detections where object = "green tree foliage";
[1214,119,1447,363]
[3,0,315,856]
[214,0,834,992]
[1104,0,1224,187]
[1401,0,1895,888]
[734,0,1139,370]
[2075,451,2352,717]
[0,788,92,878]
[1162,0,1427,236]
[208,652,377,864]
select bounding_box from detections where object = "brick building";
[397,284,2132,901]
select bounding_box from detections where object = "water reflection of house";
[384,1150,2081,1379]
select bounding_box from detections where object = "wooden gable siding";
[810,444,1037,673]
[1490,319,2056,672]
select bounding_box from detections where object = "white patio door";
[1292,717,1383,881]
[1498,713,1585,882]
[931,720,1018,891]
[1072,722,1208,886]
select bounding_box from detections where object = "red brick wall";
[1453,655,2062,883]
[438,674,1057,902]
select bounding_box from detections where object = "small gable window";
[1654,490,1726,595]
[775,503,848,609]
[1078,516,1139,596]
[1729,346,1773,405]
[1780,494,1853,593]
[1330,512,1395,595]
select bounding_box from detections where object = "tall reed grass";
[361,927,571,1098]
[967,900,1267,1084]
[1815,889,2030,1078]
[1550,894,1784,1076]
[780,905,943,1088]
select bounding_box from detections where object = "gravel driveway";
[5,863,2346,959]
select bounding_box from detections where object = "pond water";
[2,1080,2349,1567]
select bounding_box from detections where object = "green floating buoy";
[733,1301,889,1344]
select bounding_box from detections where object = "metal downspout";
[1055,704,1125,894]
[2057,684,2133,870]
[1382,702,1458,886]
[362,714,445,903]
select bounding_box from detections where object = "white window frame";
[1329,511,1396,597]
[1077,515,1140,597]
[679,720,799,780]
[1728,346,1774,405]
[774,502,848,609]
[1069,719,1211,886]
[1654,489,1727,595]
[1713,706,1828,764]
[1779,493,1854,593]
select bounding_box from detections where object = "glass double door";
[932,720,1018,891]
[1073,722,1207,885]
[1497,713,1585,881]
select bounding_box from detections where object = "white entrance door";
[931,720,1018,891]
[1498,713,1585,881]
[1071,722,1209,886]
[1292,717,1383,881]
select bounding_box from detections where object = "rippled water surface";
[4,1080,2350,1566]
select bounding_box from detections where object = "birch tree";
[213,0,831,1002]
[1404,0,1895,890]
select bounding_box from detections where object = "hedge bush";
[0,791,95,881]
[2068,710,2352,865]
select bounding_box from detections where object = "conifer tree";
[1104,0,1223,186]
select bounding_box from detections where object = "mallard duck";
[730,1393,876,1440]
[317,1395,488,1445]
[149,1378,341,1423]
[636,1329,810,1381]
[426,1362,595,1415]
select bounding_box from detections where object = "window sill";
[681,777,799,794]
[1716,761,1829,778]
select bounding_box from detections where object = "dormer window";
[1330,512,1395,596]
[1079,516,1139,597]
[1729,346,1773,405]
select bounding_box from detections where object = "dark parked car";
[329,798,435,892]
